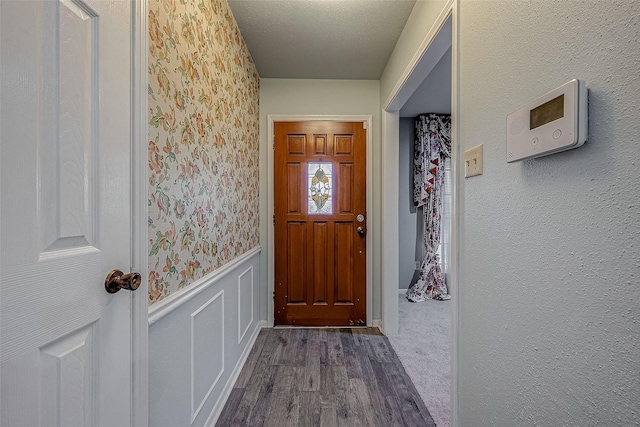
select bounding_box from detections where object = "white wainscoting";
[149,247,263,427]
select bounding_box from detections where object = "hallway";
[216,328,435,426]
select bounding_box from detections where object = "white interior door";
[1,1,134,426]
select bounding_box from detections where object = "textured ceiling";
[227,0,417,80]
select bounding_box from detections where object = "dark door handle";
[105,269,141,294]
[357,226,365,236]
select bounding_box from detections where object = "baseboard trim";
[204,320,266,427]
[148,246,261,325]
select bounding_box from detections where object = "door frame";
[380,1,459,425]
[267,115,374,327]
[132,0,149,425]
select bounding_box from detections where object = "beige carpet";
[388,291,451,427]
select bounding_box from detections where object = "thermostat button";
[531,137,539,147]
[553,129,562,139]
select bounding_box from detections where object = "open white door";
[1,1,135,426]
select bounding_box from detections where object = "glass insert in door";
[308,162,333,214]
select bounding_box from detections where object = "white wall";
[457,1,640,425]
[148,249,261,427]
[259,79,381,321]
[380,0,449,107]
[378,0,452,335]
[400,47,452,117]
[398,117,419,289]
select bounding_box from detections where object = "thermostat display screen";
[530,94,564,130]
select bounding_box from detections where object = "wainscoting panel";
[149,248,261,427]
[237,266,254,344]
[191,290,224,423]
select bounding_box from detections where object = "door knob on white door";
[105,269,142,294]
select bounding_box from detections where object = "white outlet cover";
[465,144,483,178]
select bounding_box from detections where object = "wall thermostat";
[506,79,588,162]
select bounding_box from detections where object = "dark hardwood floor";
[216,327,436,427]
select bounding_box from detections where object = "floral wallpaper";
[148,0,260,305]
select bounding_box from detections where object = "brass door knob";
[105,269,142,294]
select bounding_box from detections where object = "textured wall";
[458,1,640,425]
[147,0,259,304]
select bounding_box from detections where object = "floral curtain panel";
[407,113,452,302]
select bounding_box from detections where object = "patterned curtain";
[406,113,452,302]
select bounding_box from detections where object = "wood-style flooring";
[216,327,436,427]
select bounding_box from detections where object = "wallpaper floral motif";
[148,0,260,305]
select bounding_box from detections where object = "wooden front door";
[1,1,135,425]
[274,121,367,326]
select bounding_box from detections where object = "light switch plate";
[465,144,483,178]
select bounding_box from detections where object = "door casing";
[380,0,459,425]
[267,115,373,327]
[132,0,150,425]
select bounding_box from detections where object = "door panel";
[287,222,307,303]
[338,163,353,213]
[335,222,354,303]
[0,1,133,425]
[274,121,366,326]
[287,163,302,213]
[312,221,328,304]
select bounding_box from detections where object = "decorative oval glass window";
[308,162,332,214]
